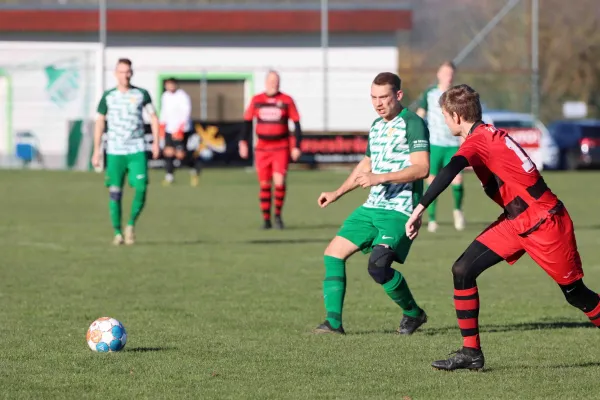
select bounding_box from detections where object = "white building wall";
[0,40,397,167]
[104,46,398,132]
[0,41,102,168]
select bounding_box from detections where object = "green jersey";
[418,85,460,147]
[363,108,430,216]
[97,86,154,155]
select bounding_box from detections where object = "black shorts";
[164,133,187,152]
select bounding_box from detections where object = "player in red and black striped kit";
[239,70,303,229]
[406,84,600,371]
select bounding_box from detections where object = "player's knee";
[163,147,174,157]
[324,240,346,260]
[451,257,474,288]
[273,174,286,186]
[108,186,122,202]
[175,151,186,160]
[451,258,468,279]
[367,245,396,285]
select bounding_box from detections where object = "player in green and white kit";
[92,58,160,246]
[416,61,465,233]
[313,72,430,335]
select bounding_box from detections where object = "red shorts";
[255,149,290,182]
[476,205,583,285]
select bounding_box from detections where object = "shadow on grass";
[126,346,175,353]
[348,321,593,336]
[283,224,340,231]
[127,237,333,246]
[490,361,600,372]
[247,238,330,245]
[344,329,399,336]
[423,321,594,335]
[435,221,600,231]
[433,221,490,230]
[546,361,600,369]
[574,224,600,231]
[135,239,205,246]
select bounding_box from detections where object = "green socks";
[382,270,422,318]
[128,188,147,226]
[426,183,464,222]
[452,184,464,211]
[426,183,437,222]
[109,199,122,235]
[323,255,347,329]
[322,257,421,327]
[108,187,122,235]
[109,187,146,234]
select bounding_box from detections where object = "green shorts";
[337,206,413,263]
[430,145,460,176]
[105,152,148,189]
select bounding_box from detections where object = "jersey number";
[504,136,534,172]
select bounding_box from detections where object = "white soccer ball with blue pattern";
[86,317,127,352]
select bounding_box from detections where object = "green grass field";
[1,168,600,399]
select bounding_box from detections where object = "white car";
[482,110,559,170]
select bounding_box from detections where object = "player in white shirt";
[160,78,201,186]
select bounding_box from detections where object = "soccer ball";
[86,317,127,352]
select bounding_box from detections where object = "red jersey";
[456,122,560,235]
[243,91,300,151]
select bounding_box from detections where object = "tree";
[402,0,600,122]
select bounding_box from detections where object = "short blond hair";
[439,84,482,123]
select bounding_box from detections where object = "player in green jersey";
[92,58,160,246]
[313,72,430,335]
[416,61,465,233]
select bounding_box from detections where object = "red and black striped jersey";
[243,92,300,150]
[456,122,560,235]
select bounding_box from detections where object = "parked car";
[482,110,559,170]
[547,119,600,170]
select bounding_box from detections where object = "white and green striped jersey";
[418,85,460,147]
[97,86,154,155]
[363,108,430,216]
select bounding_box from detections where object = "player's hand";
[355,172,381,188]
[239,141,249,159]
[405,212,423,240]
[152,142,160,159]
[91,150,101,168]
[318,191,339,208]
[291,147,302,162]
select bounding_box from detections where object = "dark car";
[548,120,600,170]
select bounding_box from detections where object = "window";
[166,79,246,122]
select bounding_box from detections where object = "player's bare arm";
[318,156,371,208]
[92,113,106,167]
[356,151,429,189]
[416,108,426,119]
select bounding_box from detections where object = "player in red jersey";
[406,84,600,371]
[239,70,303,229]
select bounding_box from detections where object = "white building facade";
[0,3,412,168]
